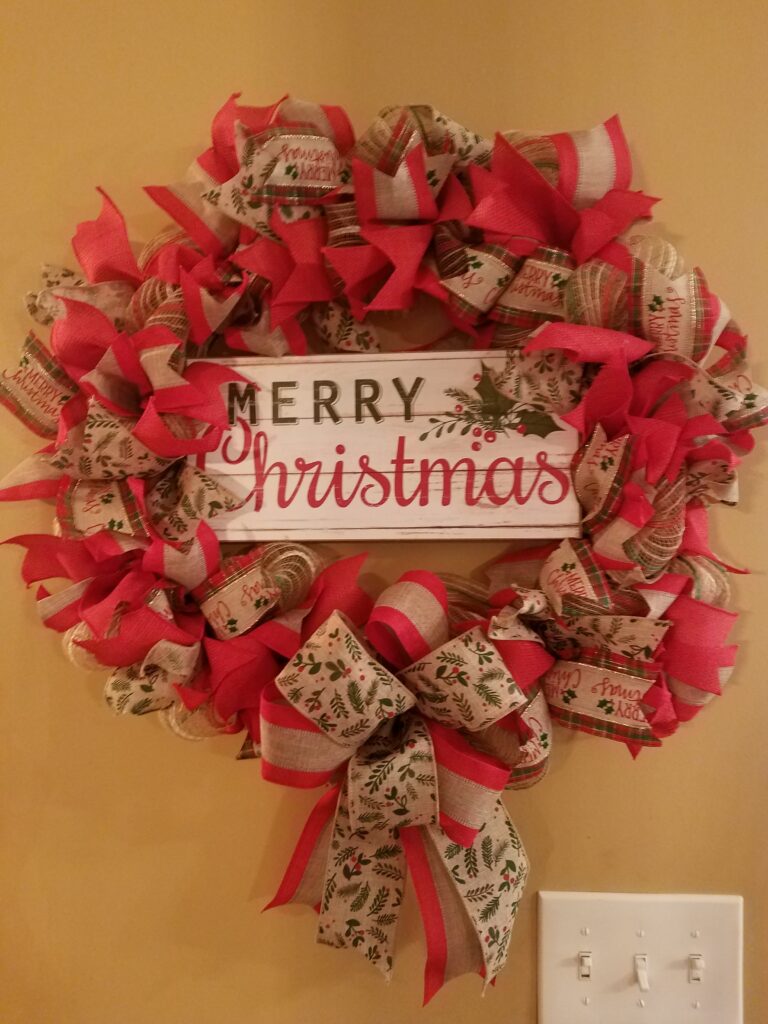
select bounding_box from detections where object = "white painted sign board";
[195,351,581,541]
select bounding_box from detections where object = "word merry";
[2,365,68,420]
[227,377,425,426]
[506,261,568,311]
[276,139,344,184]
[647,288,688,352]
[542,563,591,602]
[543,663,648,723]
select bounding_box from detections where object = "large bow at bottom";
[260,604,544,1002]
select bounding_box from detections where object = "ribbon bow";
[259,572,551,1002]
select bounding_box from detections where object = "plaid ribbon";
[489,246,574,327]
[0,333,78,438]
[542,655,661,746]
[1,93,767,1004]
[193,548,282,640]
[56,478,148,540]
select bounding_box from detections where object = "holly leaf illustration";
[474,363,517,418]
[515,408,562,438]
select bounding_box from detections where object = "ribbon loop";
[348,713,438,832]
[104,638,200,716]
[400,624,527,730]
[275,610,416,748]
[542,655,660,747]
[260,683,348,788]
[366,570,449,669]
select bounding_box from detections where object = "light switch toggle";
[689,954,706,983]
[578,951,592,980]
[634,954,651,992]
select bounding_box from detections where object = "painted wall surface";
[1,2,766,1021]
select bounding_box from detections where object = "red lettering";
[219,431,572,519]
[221,417,253,465]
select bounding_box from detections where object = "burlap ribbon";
[1,93,767,1002]
[259,571,545,1002]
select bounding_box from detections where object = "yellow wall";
[1,2,766,1021]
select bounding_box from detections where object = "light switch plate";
[538,891,743,1024]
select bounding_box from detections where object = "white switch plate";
[538,891,743,1024]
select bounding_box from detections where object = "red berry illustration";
[473,373,482,381]
[516,424,525,434]
[471,441,481,452]
[455,404,463,413]
[484,430,496,443]
[472,426,483,437]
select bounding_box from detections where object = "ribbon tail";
[264,784,340,912]
[316,782,406,981]
[401,825,462,1004]
[403,799,529,1004]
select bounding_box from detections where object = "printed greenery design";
[349,717,438,833]
[540,614,666,663]
[319,789,405,974]
[147,464,238,542]
[105,662,175,716]
[50,405,173,481]
[319,737,428,974]
[419,360,564,442]
[441,804,528,974]
[404,627,525,730]
[278,616,413,736]
[319,719,528,984]
[314,304,377,352]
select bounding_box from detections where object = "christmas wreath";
[1,95,765,1002]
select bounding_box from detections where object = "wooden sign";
[195,351,581,541]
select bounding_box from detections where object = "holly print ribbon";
[261,604,533,1001]
[0,92,766,1003]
